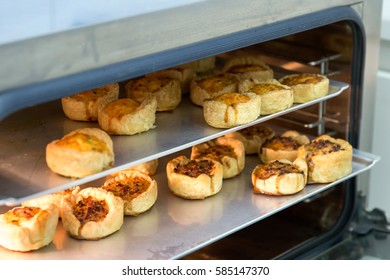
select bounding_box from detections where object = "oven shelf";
[0,80,349,206]
[0,148,379,260]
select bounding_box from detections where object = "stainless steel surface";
[0,148,379,260]
[0,80,349,206]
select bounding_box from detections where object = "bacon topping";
[103,176,150,200]
[195,144,236,162]
[263,136,300,151]
[254,160,303,180]
[4,206,41,225]
[73,196,108,223]
[174,159,214,177]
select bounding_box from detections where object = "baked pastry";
[191,136,245,179]
[190,73,239,106]
[180,56,216,74]
[46,128,114,178]
[110,159,159,178]
[102,169,158,216]
[61,83,119,121]
[225,124,275,154]
[147,67,194,94]
[98,96,157,135]
[259,130,310,163]
[125,75,181,112]
[203,92,261,128]
[297,134,353,183]
[166,155,223,199]
[252,158,308,195]
[238,79,293,115]
[279,73,329,103]
[223,56,274,81]
[0,204,59,252]
[61,187,124,240]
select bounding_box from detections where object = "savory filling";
[281,73,324,86]
[56,132,108,153]
[212,93,251,106]
[240,125,273,139]
[263,136,300,151]
[254,160,303,180]
[228,64,268,73]
[197,74,238,92]
[103,176,150,201]
[249,83,285,95]
[73,196,108,223]
[4,206,41,225]
[195,144,236,162]
[304,139,342,159]
[129,76,174,93]
[174,159,214,177]
[104,98,140,118]
[71,87,110,101]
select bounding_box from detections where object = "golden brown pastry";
[125,75,181,112]
[190,73,239,106]
[46,128,114,178]
[147,67,194,94]
[61,187,124,240]
[225,124,275,154]
[259,130,310,163]
[180,56,216,74]
[61,83,119,121]
[0,204,59,252]
[279,73,329,103]
[297,134,353,183]
[238,79,293,115]
[97,96,157,135]
[223,56,274,81]
[252,158,308,195]
[102,169,158,216]
[203,92,261,128]
[166,155,223,199]
[191,136,245,179]
[109,159,159,178]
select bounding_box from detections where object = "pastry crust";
[279,73,329,103]
[166,155,223,200]
[238,79,293,115]
[61,83,119,121]
[147,67,194,94]
[61,187,124,240]
[223,56,274,81]
[180,56,216,74]
[252,158,308,195]
[98,96,157,135]
[191,136,245,179]
[225,125,275,154]
[203,92,261,128]
[297,134,353,183]
[190,73,239,106]
[109,159,159,178]
[125,75,181,112]
[102,169,158,216]
[46,128,114,178]
[259,130,310,163]
[0,204,59,252]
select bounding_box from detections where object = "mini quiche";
[166,155,223,199]
[252,158,308,195]
[203,92,261,128]
[62,83,119,121]
[102,169,158,216]
[61,187,124,240]
[259,130,310,163]
[225,124,275,155]
[0,204,59,252]
[238,79,293,115]
[190,73,239,107]
[297,134,353,183]
[146,67,195,94]
[125,75,181,112]
[98,96,157,135]
[108,159,159,178]
[46,128,114,178]
[279,73,329,103]
[191,136,245,179]
[223,55,274,81]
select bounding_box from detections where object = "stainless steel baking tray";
[0,148,379,260]
[0,80,349,206]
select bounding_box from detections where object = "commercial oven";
[0,0,386,260]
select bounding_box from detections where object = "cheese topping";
[73,196,108,223]
[130,76,173,93]
[174,159,214,177]
[195,144,236,162]
[71,87,110,101]
[103,176,150,200]
[104,98,140,119]
[263,136,300,151]
[197,74,238,92]
[4,206,41,225]
[304,139,342,158]
[212,93,250,106]
[254,160,303,180]
[249,83,285,95]
[56,132,108,153]
[240,125,274,139]
[228,64,268,73]
[281,74,324,86]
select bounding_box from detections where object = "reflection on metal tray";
[0,149,379,260]
[0,80,349,206]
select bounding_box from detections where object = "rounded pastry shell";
[223,56,274,81]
